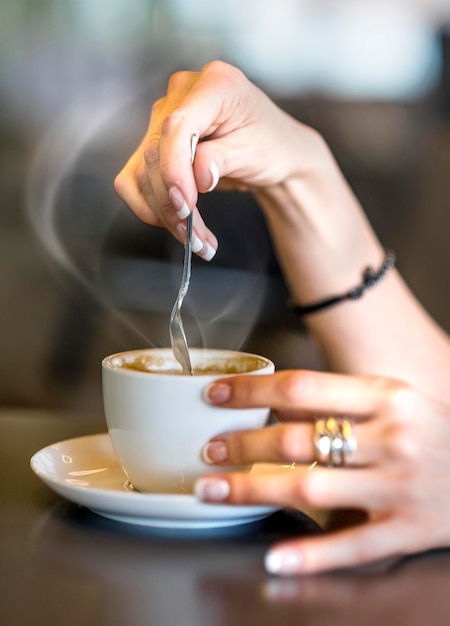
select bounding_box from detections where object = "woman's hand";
[114,60,321,259]
[195,370,450,575]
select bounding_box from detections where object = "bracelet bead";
[290,250,396,316]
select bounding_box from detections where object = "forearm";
[254,135,450,404]
[115,58,450,402]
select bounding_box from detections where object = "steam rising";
[25,86,158,346]
[26,87,271,351]
[27,89,126,279]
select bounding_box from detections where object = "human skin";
[114,60,450,574]
[114,60,450,403]
[196,369,450,574]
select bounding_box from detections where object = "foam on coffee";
[117,353,267,375]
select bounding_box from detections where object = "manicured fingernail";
[202,440,228,464]
[203,382,231,404]
[206,161,219,192]
[194,477,230,502]
[198,241,217,262]
[265,550,303,576]
[169,185,190,219]
[176,223,203,253]
[191,233,204,254]
[176,223,217,260]
[191,133,198,163]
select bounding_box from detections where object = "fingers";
[114,60,286,258]
[194,466,392,511]
[202,421,376,467]
[115,137,218,260]
[264,518,410,575]
[197,370,450,576]
[204,369,399,417]
[176,208,218,261]
[201,371,431,472]
[201,371,405,470]
[114,66,227,259]
[133,63,248,212]
[151,62,261,213]
[195,466,415,575]
[114,152,162,226]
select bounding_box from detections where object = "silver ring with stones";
[313,416,357,467]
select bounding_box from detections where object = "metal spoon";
[169,134,198,375]
[170,211,194,375]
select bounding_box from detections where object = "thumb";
[192,134,257,194]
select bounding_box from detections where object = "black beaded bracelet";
[290,250,396,316]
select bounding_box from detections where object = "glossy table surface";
[2,408,450,626]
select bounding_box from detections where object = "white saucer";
[30,433,278,529]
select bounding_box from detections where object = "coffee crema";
[119,354,267,375]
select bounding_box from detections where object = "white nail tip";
[206,161,219,192]
[200,242,217,262]
[265,551,302,575]
[176,204,190,220]
[265,552,282,574]
[191,233,203,254]
[200,445,213,465]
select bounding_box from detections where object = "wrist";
[252,138,384,303]
[289,250,397,316]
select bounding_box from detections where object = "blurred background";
[1,0,449,416]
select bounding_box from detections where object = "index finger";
[204,369,401,418]
[157,62,252,207]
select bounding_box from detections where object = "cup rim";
[102,348,274,377]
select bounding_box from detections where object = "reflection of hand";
[199,554,450,626]
[261,553,450,626]
[195,370,450,575]
[113,60,324,260]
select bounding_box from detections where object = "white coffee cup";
[102,348,274,493]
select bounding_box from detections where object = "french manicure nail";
[206,161,219,192]
[265,550,303,576]
[194,477,230,502]
[191,233,204,254]
[199,241,217,262]
[169,185,190,219]
[204,382,231,404]
[175,223,204,253]
[202,441,229,464]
